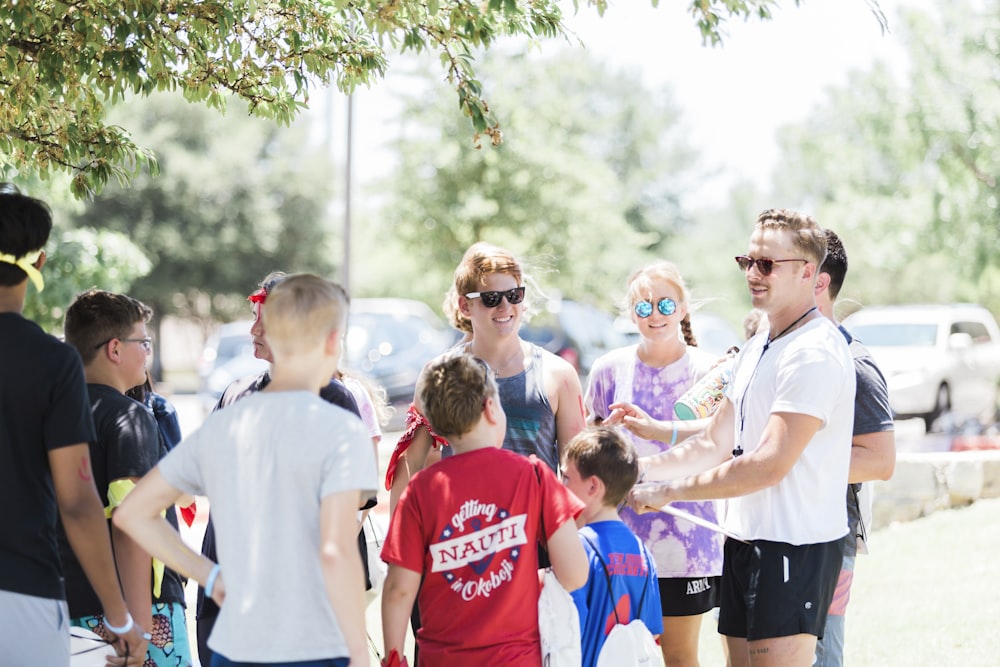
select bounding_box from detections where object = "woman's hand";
[608,402,667,441]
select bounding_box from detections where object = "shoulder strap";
[532,457,546,549]
[581,532,651,627]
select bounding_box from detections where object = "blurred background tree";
[22,227,152,334]
[64,92,338,377]
[0,0,796,197]
[358,49,704,311]
[770,0,1000,317]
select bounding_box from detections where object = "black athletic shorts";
[658,576,721,616]
[718,537,843,641]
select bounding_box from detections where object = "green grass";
[696,497,1000,665]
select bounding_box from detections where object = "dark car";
[342,298,461,409]
[520,299,631,379]
[613,310,742,359]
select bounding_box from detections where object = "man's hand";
[627,481,677,514]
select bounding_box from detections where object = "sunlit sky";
[335,0,925,203]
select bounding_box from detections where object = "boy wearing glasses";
[380,351,589,666]
[630,209,856,667]
[62,289,193,666]
[0,191,145,665]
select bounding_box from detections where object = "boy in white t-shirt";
[115,274,377,667]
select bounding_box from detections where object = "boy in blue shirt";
[562,426,663,666]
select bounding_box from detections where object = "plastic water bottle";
[674,357,735,420]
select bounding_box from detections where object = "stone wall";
[871,449,1000,529]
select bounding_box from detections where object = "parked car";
[342,298,461,409]
[199,298,459,417]
[197,320,268,410]
[613,310,743,359]
[520,299,630,379]
[842,304,1000,430]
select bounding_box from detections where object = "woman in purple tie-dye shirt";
[584,260,724,667]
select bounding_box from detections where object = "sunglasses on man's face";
[465,286,526,308]
[734,255,808,277]
[634,298,676,318]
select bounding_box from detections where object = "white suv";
[842,304,1000,431]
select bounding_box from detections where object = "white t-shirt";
[723,317,855,545]
[158,391,377,662]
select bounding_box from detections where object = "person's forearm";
[642,432,728,481]
[381,582,417,658]
[111,525,153,630]
[61,494,131,624]
[114,511,216,586]
[849,431,896,483]
[322,539,369,662]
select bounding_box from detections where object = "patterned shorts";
[73,601,193,667]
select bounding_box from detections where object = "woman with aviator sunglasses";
[585,260,724,667]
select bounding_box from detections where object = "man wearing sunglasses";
[0,190,146,665]
[630,209,856,667]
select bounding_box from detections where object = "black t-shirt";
[0,313,97,600]
[57,384,186,617]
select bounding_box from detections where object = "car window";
[850,323,938,347]
[344,312,439,365]
[215,333,254,364]
[952,320,993,343]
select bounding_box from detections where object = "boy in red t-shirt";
[380,352,589,666]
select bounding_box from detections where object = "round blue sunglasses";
[634,298,677,318]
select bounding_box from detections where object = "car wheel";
[924,383,951,432]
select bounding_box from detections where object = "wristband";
[104,612,134,635]
[205,563,221,598]
[669,422,679,447]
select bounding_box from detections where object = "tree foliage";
[771,0,1000,316]
[23,226,152,333]
[362,48,703,311]
[66,91,338,334]
[2,0,803,198]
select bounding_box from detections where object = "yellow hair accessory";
[106,479,165,597]
[0,248,44,292]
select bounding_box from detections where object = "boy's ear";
[587,474,605,501]
[324,328,341,357]
[483,395,501,425]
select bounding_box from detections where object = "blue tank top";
[444,344,559,471]
[497,344,559,471]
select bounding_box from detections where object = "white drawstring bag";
[538,568,582,666]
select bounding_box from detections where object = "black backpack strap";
[582,532,652,627]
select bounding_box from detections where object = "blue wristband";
[205,563,221,598]
[669,422,679,447]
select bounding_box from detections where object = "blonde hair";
[444,242,523,334]
[625,260,698,347]
[262,273,349,357]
